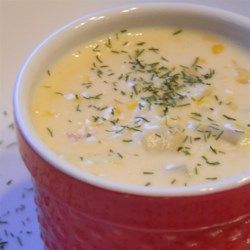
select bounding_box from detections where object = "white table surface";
[0,0,250,249]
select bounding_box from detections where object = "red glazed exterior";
[17,128,250,249]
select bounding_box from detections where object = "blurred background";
[1,1,250,249]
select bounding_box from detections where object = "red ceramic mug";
[14,4,250,250]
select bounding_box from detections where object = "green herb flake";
[223,114,236,121]
[117,152,123,159]
[96,55,103,63]
[8,123,14,130]
[92,116,100,122]
[202,155,220,165]
[111,50,119,54]
[135,116,149,123]
[83,93,103,100]
[16,236,23,246]
[173,29,183,35]
[215,131,224,140]
[191,57,200,67]
[143,171,154,175]
[76,104,81,112]
[148,47,159,53]
[171,179,176,184]
[205,177,218,180]
[6,179,13,185]
[135,49,145,58]
[209,146,217,154]
[137,42,146,46]
[122,139,133,143]
[46,128,53,137]
[54,92,63,95]
[191,112,202,117]
[194,167,198,175]
[176,103,191,107]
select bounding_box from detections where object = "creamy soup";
[31,27,250,187]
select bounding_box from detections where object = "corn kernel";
[156,106,165,117]
[195,96,211,106]
[43,111,54,117]
[236,68,250,84]
[165,119,179,127]
[198,57,207,64]
[114,105,121,116]
[211,44,224,54]
[126,101,138,110]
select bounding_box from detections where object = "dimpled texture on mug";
[35,186,250,250]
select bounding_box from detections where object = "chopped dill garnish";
[207,117,214,121]
[203,69,215,79]
[46,128,53,137]
[117,152,123,159]
[92,116,100,122]
[91,105,108,111]
[205,177,218,180]
[143,172,154,175]
[8,123,14,130]
[148,47,159,53]
[209,146,217,154]
[191,57,200,67]
[54,92,63,95]
[6,179,13,185]
[82,93,103,100]
[122,139,133,143]
[92,45,100,52]
[191,112,202,117]
[135,116,149,123]
[76,104,81,112]
[223,114,236,121]
[173,29,183,35]
[194,167,198,175]
[137,42,146,46]
[215,131,224,140]
[176,103,191,107]
[135,49,145,58]
[132,85,138,95]
[105,37,112,48]
[202,155,220,165]
[171,179,176,184]
[96,55,103,63]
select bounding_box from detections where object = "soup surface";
[31,27,250,187]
